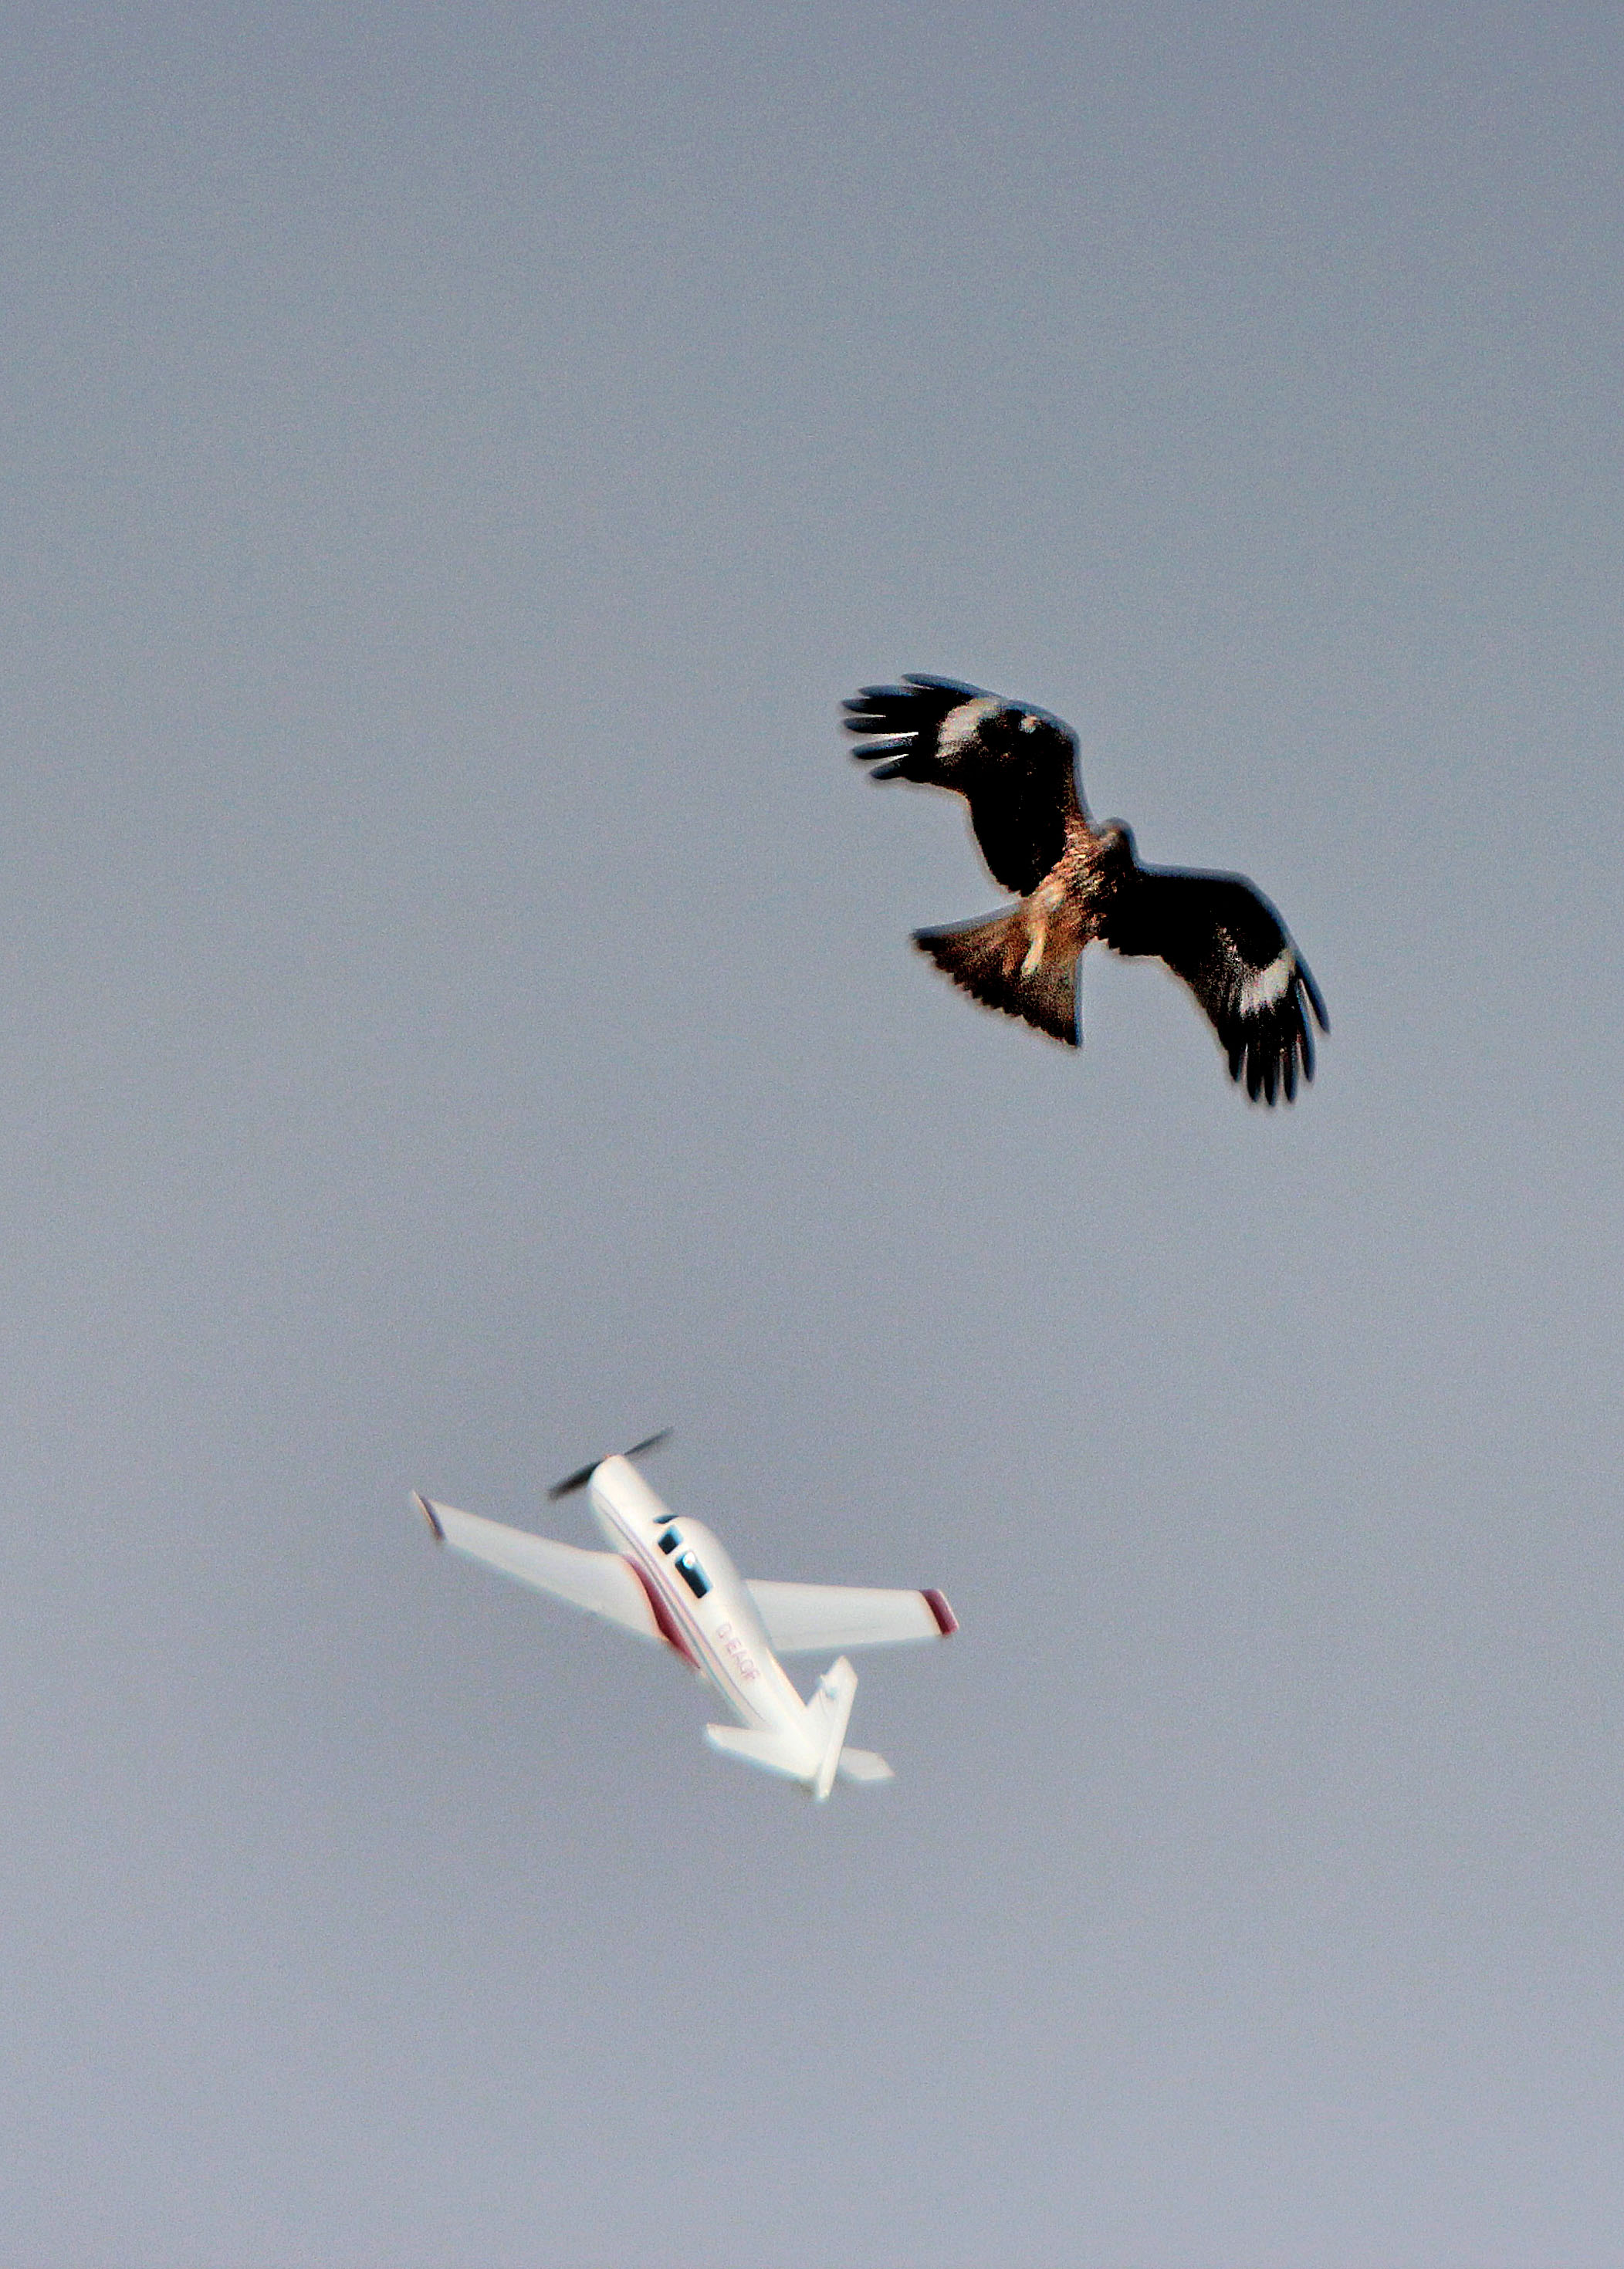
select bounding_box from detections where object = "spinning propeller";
[546,1429,672,1501]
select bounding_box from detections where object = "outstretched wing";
[745,1579,958,1655]
[842,675,1087,894]
[414,1494,664,1644]
[1103,867,1329,1105]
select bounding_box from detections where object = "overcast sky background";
[2,6,1622,2265]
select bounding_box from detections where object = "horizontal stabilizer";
[704,1724,815,1783]
[837,1747,895,1784]
[703,1696,892,1795]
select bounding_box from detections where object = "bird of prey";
[842,675,1328,1104]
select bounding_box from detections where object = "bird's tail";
[914,911,1079,1047]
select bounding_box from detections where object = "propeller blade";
[546,1429,672,1501]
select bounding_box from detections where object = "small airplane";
[413,1436,957,1800]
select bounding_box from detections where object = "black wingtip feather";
[1301,960,1330,1033]
[902,672,986,697]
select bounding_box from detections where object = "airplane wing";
[415,1495,662,1645]
[744,1580,957,1655]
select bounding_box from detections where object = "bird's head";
[1099,820,1138,874]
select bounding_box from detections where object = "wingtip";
[902,671,986,697]
[414,1490,445,1543]
[923,1588,959,1636]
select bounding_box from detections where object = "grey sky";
[2,5,1622,2264]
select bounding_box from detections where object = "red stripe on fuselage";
[622,1555,701,1669]
[601,1503,777,1727]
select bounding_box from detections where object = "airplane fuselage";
[587,1455,810,1744]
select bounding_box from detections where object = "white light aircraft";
[414,1440,957,1800]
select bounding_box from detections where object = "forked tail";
[914,911,1079,1047]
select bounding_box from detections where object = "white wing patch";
[937,697,1002,759]
[1237,947,1295,1017]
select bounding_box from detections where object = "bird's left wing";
[415,1494,663,1643]
[1102,867,1329,1104]
[746,1579,957,1655]
[843,675,1086,894]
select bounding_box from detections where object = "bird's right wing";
[1103,867,1328,1104]
[414,1494,662,1644]
[746,1578,957,1655]
[842,675,1086,894]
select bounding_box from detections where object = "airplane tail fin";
[805,1656,859,1802]
[914,912,1080,1047]
[704,1658,889,1800]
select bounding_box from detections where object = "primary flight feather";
[842,675,1328,1104]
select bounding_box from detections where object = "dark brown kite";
[843,675,1328,1104]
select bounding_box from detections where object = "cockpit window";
[674,1550,709,1599]
[657,1528,679,1554]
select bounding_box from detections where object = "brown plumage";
[842,675,1329,1104]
